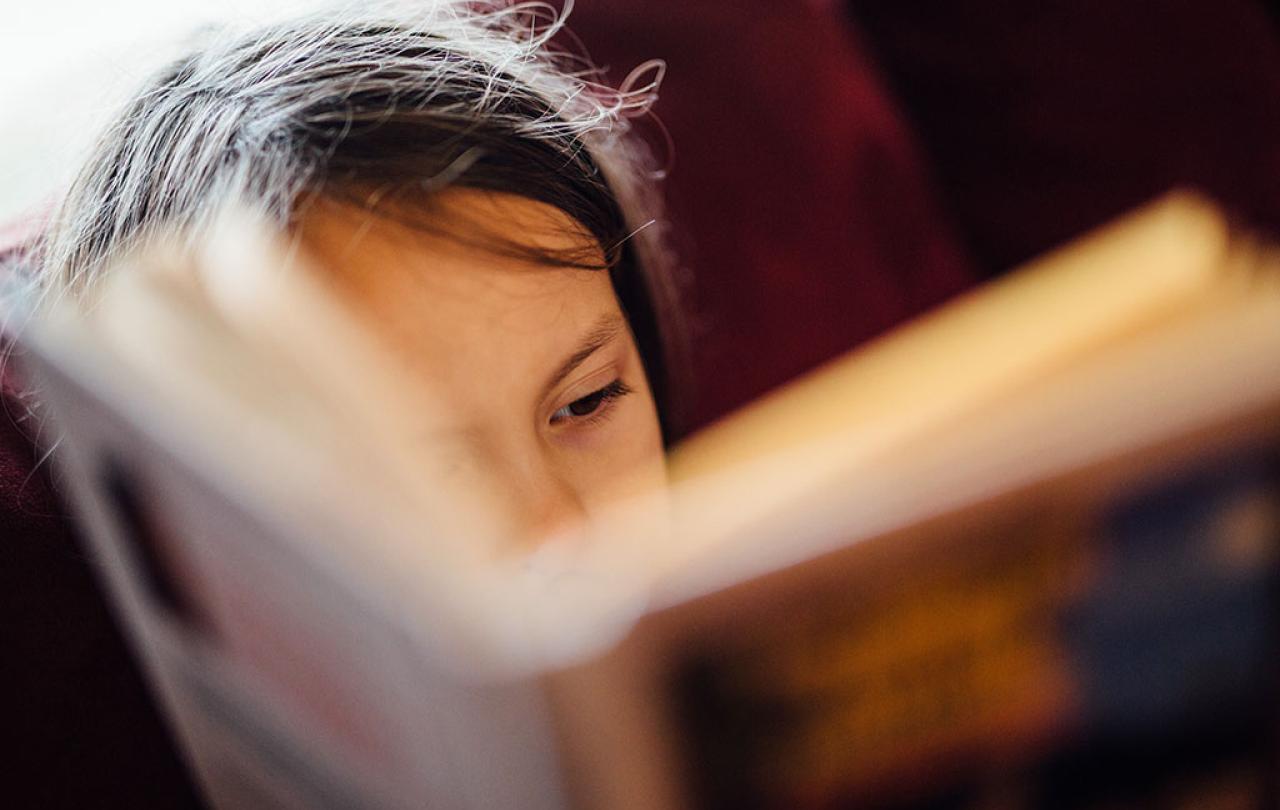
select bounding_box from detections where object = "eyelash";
[549,379,633,427]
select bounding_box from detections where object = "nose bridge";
[497,442,586,541]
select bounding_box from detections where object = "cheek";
[559,393,667,507]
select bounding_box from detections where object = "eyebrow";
[542,314,627,399]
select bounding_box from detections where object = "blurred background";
[4,1,1280,807]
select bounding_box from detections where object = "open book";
[14,193,1280,809]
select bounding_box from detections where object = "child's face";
[296,190,667,543]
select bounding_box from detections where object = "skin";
[294,189,667,544]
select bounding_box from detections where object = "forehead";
[293,190,623,387]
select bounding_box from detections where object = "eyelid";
[548,378,632,426]
[547,361,622,413]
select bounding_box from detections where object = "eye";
[550,379,633,426]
